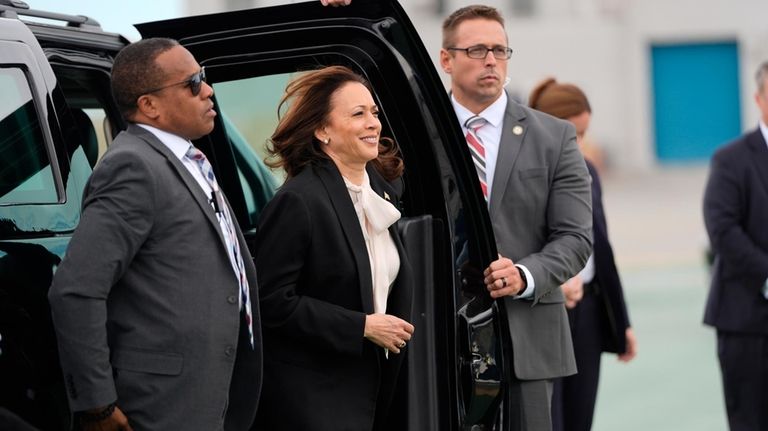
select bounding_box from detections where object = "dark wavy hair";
[528,77,591,119]
[266,65,403,181]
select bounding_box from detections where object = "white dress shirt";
[343,172,401,315]
[136,124,212,196]
[452,92,507,200]
[578,255,596,285]
[137,124,241,301]
[451,93,535,299]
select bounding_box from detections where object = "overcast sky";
[24,0,182,41]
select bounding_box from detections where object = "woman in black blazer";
[529,78,638,431]
[252,66,415,431]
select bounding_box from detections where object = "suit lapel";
[127,125,230,253]
[747,128,768,194]
[315,160,375,314]
[489,100,528,219]
[366,164,398,208]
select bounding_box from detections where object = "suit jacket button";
[227,295,237,304]
[225,346,235,357]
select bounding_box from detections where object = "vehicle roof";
[0,3,129,52]
[0,15,57,88]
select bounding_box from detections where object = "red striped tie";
[464,115,489,200]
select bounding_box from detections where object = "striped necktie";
[185,146,254,349]
[464,115,489,200]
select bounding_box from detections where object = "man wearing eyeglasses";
[49,38,262,431]
[440,6,592,430]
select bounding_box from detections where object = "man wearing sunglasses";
[440,5,592,430]
[49,38,262,431]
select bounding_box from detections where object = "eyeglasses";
[143,67,207,97]
[447,45,513,60]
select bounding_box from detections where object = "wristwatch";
[78,402,117,425]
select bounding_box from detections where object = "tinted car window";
[213,75,289,226]
[0,60,72,431]
[0,67,90,237]
[0,67,56,205]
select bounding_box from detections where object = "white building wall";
[183,0,768,171]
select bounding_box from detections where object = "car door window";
[0,67,56,205]
[212,74,289,226]
[51,64,120,165]
[0,66,90,236]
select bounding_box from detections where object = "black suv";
[0,1,511,429]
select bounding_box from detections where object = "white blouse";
[343,172,401,315]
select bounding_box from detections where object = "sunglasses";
[143,67,207,97]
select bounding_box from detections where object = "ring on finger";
[399,341,406,348]
[501,277,508,288]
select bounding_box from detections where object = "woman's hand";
[364,314,414,354]
[618,327,637,363]
[561,275,584,309]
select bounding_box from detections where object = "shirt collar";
[759,120,768,149]
[136,123,192,159]
[451,91,508,129]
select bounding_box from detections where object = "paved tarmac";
[590,164,728,430]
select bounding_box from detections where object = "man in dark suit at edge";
[439,5,593,431]
[48,38,262,430]
[703,61,768,431]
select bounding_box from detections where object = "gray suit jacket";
[48,125,262,430]
[489,99,592,380]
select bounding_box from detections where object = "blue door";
[651,41,742,162]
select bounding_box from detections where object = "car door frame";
[136,1,511,429]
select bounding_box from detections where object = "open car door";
[137,1,511,429]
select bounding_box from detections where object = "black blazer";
[253,158,413,431]
[703,128,768,334]
[586,160,631,353]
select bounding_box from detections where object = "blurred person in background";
[529,78,637,431]
[703,61,768,431]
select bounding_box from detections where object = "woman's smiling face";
[318,81,381,167]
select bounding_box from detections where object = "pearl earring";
[324,138,330,144]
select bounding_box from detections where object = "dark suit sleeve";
[704,147,768,279]
[48,149,155,411]
[255,190,367,357]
